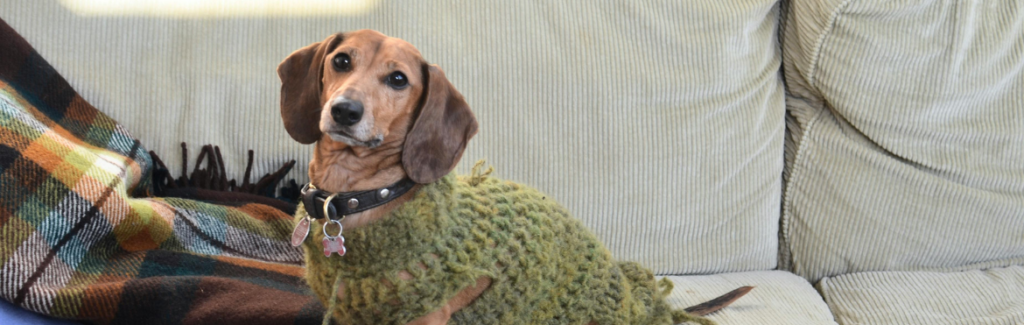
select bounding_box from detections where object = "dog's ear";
[278,33,343,144]
[402,64,478,184]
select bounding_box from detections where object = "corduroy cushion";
[818,266,1024,325]
[0,0,786,274]
[663,271,838,325]
[782,0,1024,281]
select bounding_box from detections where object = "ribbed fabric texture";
[661,271,838,325]
[818,266,1024,325]
[0,0,785,274]
[781,0,1024,281]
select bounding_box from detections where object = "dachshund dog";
[279,29,487,324]
[279,29,750,325]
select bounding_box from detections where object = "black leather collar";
[300,178,417,220]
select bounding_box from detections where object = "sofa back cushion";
[1,0,786,274]
[783,0,1024,281]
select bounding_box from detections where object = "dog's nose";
[331,100,364,126]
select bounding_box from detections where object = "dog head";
[278,30,478,184]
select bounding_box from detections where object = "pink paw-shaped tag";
[323,237,346,257]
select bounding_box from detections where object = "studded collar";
[300,178,417,220]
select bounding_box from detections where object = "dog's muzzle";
[331,99,364,126]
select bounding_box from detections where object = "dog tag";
[322,236,347,257]
[322,219,347,257]
[290,217,311,247]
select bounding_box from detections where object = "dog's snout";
[331,100,364,126]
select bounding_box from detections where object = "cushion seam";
[805,0,857,89]
[781,103,829,279]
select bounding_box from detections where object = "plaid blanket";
[0,18,326,324]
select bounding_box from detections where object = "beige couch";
[2,0,1021,323]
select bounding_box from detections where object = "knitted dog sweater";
[296,168,711,325]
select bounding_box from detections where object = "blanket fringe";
[150,143,299,201]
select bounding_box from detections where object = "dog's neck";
[309,137,418,229]
[309,137,405,192]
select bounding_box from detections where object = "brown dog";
[280,29,487,324]
[279,30,750,325]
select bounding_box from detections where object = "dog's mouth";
[328,130,384,149]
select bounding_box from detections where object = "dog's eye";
[384,71,409,89]
[332,53,352,72]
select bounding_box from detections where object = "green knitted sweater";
[296,168,710,325]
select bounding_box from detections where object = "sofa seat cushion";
[818,266,1024,325]
[663,271,837,325]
